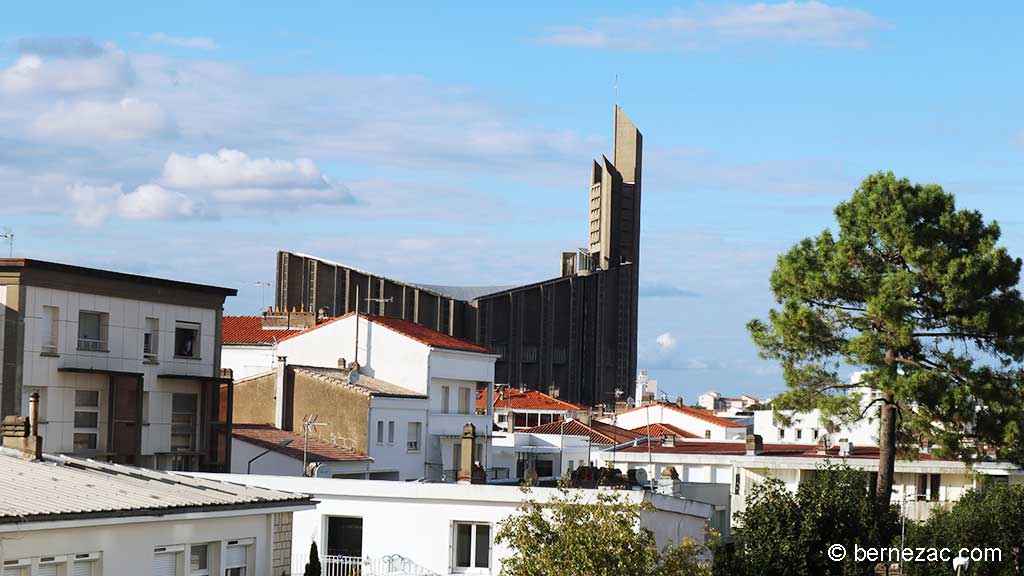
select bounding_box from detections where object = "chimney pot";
[745,433,764,456]
[338,357,347,368]
[675,396,684,408]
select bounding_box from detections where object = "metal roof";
[0,450,310,524]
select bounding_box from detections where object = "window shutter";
[35,566,58,576]
[72,562,94,576]
[153,552,176,576]
[225,545,247,568]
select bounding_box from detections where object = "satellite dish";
[629,467,648,486]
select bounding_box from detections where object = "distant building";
[697,391,764,414]
[0,258,236,472]
[221,314,305,380]
[634,369,658,406]
[226,312,498,481]
[483,387,588,432]
[271,107,644,407]
[603,401,749,441]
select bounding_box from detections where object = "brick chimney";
[745,433,764,456]
[2,391,42,460]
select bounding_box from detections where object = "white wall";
[231,438,374,478]
[0,509,288,576]
[604,405,746,440]
[752,409,878,445]
[193,475,712,576]
[222,344,277,380]
[367,396,429,479]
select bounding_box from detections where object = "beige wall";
[291,371,370,453]
[232,372,276,425]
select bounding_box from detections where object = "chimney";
[457,423,476,484]
[274,356,288,430]
[2,392,42,460]
[338,357,347,369]
[838,440,853,457]
[745,433,764,456]
[675,396,684,408]
[661,434,676,447]
[816,436,829,455]
[549,384,560,399]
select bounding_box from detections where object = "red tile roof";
[222,316,302,345]
[630,422,700,439]
[477,388,587,411]
[614,441,945,460]
[616,402,743,429]
[523,419,644,445]
[276,312,494,354]
[232,424,371,463]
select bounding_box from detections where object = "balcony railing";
[488,467,510,481]
[291,555,440,576]
[77,338,107,352]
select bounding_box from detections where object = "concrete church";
[274,107,643,407]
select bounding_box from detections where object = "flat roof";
[0,258,237,296]
[0,450,310,525]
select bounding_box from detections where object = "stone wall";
[271,511,293,576]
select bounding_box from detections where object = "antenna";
[0,227,13,257]
[252,280,271,310]
[365,295,393,315]
[302,414,328,476]
[614,73,619,105]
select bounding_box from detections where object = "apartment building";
[0,258,236,471]
[483,387,587,432]
[602,401,749,441]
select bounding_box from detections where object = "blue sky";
[2,2,1023,401]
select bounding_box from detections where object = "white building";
[221,314,304,380]
[752,407,878,445]
[0,258,236,472]
[226,312,498,481]
[0,448,312,576]
[190,474,715,576]
[484,387,587,432]
[598,437,1024,523]
[603,402,748,441]
[697,391,763,414]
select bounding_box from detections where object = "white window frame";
[441,385,450,414]
[41,305,59,354]
[1,557,30,576]
[77,310,108,352]
[407,421,421,452]
[171,393,199,452]
[387,420,395,445]
[153,545,183,576]
[223,538,253,576]
[376,420,384,445]
[174,321,201,359]
[73,388,100,451]
[188,543,210,576]
[144,317,159,361]
[451,521,492,573]
[459,387,470,414]
[70,552,101,576]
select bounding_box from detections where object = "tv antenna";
[365,295,393,315]
[252,280,271,310]
[301,414,328,475]
[0,227,13,257]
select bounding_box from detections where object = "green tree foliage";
[748,172,1024,503]
[716,463,899,576]
[495,483,712,576]
[904,483,1024,576]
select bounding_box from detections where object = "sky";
[2,2,1023,402]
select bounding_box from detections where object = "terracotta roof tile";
[614,441,947,460]
[477,388,587,411]
[629,422,700,439]
[522,419,644,445]
[277,312,495,354]
[222,315,302,344]
[232,424,371,462]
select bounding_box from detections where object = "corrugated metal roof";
[0,451,310,524]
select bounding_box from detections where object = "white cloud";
[687,358,709,370]
[538,2,886,50]
[656,332,678,350]
[31,98,176,142]
[161,149,353,206]
[0,43,133,94]
[149,33,217,50]
[68,183,120,227]
[116,184,195,220]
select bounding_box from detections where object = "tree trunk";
[876,388,897,507]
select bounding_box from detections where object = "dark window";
[326,516,363,557]
[171,393,197,452]
[535,460,554,477]
[454,522,490,569]
[929,474,941,501]
[174,322,200,358]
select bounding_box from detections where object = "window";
[224,540,251,576]
[387,421,395,445]
[153,546,183,576]
[144,317,159,360]
[189,544,209,576]
[73,389,100,451]
[35,557,64,576]
[175,322,200,358]
[376,421,384,445]
[812,428,820,440]
[441,385,450,414]
[778,429,786,440]
[453,522,491,570]
[171,393,198,452]
[1,559,29,576]
[77,310,108,351]
[929,474,941,502]
[42,306,59,354]
[796,429,803,440]
[72,553,101,576]
[734,473,741,495]
[704,430,711,439]
[459,387,470,414]
[326,517,363,557]
[407,422,422,452]
[535,460,553,477]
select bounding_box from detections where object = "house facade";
[603,402,748,441]
[226,312,498,481]
[231,422,374,478]
[0,258,236,472]
[484,387,587,432]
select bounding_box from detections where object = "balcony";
[428,412,492,437]
[76,338,108,352]
[290,554,440,576]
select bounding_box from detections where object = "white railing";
[290,555,440,576]
[77,338,107,352]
